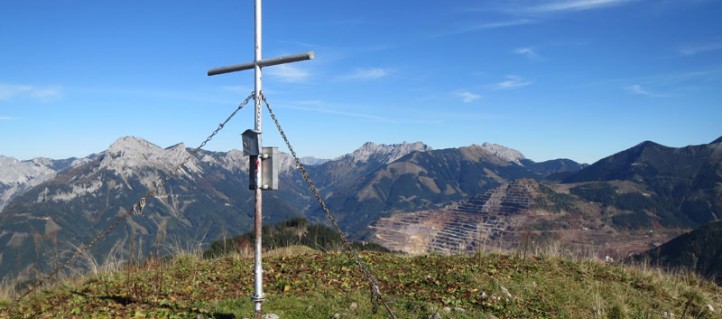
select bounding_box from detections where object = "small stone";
[453,306,466,312]
[428,313,442,319]
[707,304,715,312]
[480,291,488,300]
[500,286,512,298]
[442,306,452,312]
[333,313,341,318]
[349,302,359,311]
[262,314,280,319]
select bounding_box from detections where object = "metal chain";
[14,92,255,303]
[196,93,255,153]
[261,93,397,319]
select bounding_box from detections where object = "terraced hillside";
[371,180,535,254]
[371,180,684,258]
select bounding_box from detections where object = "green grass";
[2,250,721,319]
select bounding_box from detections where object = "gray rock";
[500,285,512,298]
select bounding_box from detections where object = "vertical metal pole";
[252,0,265,318]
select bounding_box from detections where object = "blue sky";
[1,0,720,164]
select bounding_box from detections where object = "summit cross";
[207,0,314,318]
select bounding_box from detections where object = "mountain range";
[1,135,720,281]
[562,138,722,227]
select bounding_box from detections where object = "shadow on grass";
[94,293,237,319]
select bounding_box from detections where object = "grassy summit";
[2,248,721,318]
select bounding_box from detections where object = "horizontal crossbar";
[208,51,315,76]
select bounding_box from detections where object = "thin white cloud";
[283,103,397,123]
[452,19,536,35]
[265,64,311,83]
[580,68,722,94]
[296,99,323,105]
[0,116,17,120]
[527,0,637,13]
[0,83,61,102]
[454,91,482,103]
[472,19,535,30]
[679,40,722,56]
[339,68,388,81]
[490,76,533,90]
[626,84,664,97]
[514,47,543,60]
[455,0,637,36]
[666,68,722,83]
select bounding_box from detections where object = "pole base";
[252,294,266,319]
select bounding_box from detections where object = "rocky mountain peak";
[299,156,330,166]
[346,141,431,164]
[0,155,57,185]
[100,136,199,177]
[0,155,60,211]
[106,136,162,156]
[480,142,525,164]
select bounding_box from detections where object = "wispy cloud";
[626,84,664,97]
[526,0,637,13]
[679,40,722,56]
[338,68,389,81]
[454,0,637,36]
[0,116,17,120]
[580,68,722,94]
[665,68,722,83]
[514,47,543,60]
[454,91,482,103]
[0,83,62,102]
[283,103,397,123]
[265,64,311,83]
[490,76,533,90]
[450,19,535,35]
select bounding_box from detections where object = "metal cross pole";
[207,0,313,317]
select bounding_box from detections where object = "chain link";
[14,92,255,303]
[261,93,397,319]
